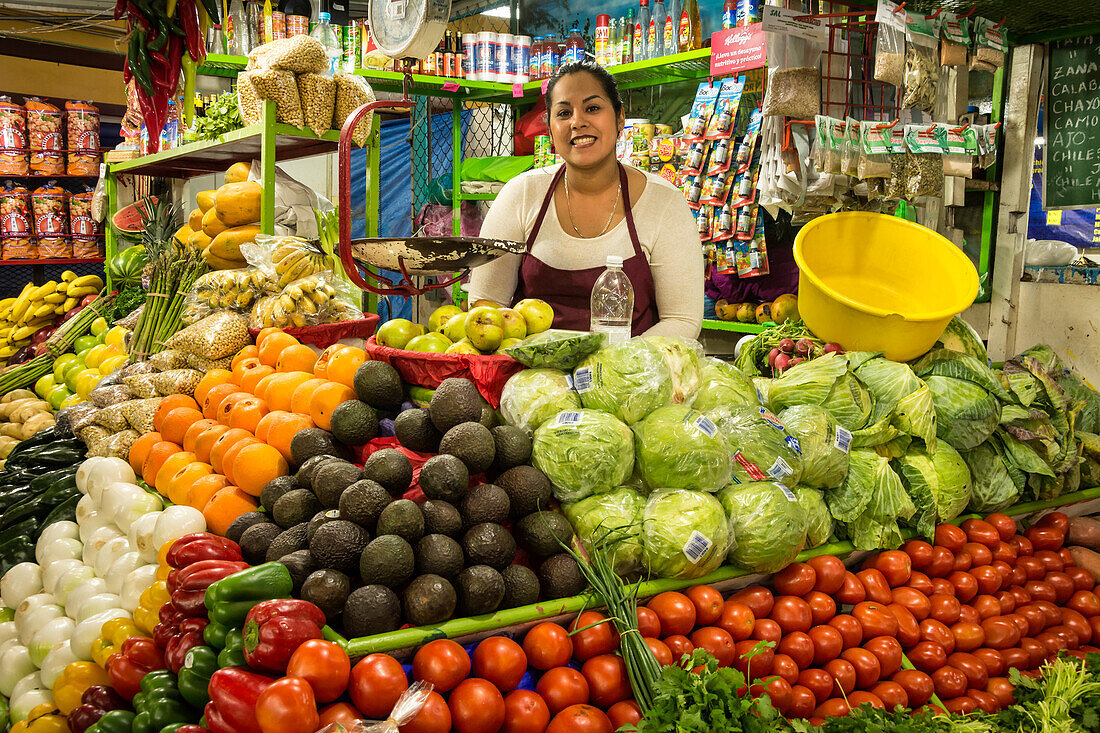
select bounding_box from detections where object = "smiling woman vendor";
[468,60,704,339]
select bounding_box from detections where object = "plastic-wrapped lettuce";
[649,336,703,404]
[717,481,807,573]
[689,357,760,413]
[767,353,874,431]
[962,440,1020,513]
[925,375,1001,451]
[778,405,850,489]
[707,405,803,488]
[641,489,731,579]
[632,405,732,492]
[532,409,634,503]
[563,487,645,576]
[828,449,916,551]
[893,442,972,539]
[794,486,833,548]
[573,339,672,424]
[500,368,582,433]
[503,329,608,370]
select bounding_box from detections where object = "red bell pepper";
[243,600,326,673]
[165,630,205,675]
[105,638,166,701]
[178,561,250,592]
[207,667,276,733]
[167,533,243,570]
[170,588,208,618]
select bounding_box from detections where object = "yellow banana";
[0,345,16,359]
[32,303,55,320]
[12,325,41,341]
[65,286,99,299]
[30,281,57,301]
[69,274,103,290]
[0,298,15,310]
[11,283,36,323]
[61,270,77,282]
[43,293,65,305]
[62,296,78,312]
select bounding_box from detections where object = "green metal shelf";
[454,191,499,201]
[701,319,767,334]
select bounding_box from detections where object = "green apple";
[53,353,78,382]
[465,306,505,353]
[496,338,522,353]
[499,308,528,341]
[443,313,467,343]
[445,338,481,355]
[405,333,451,353]
[376,318,422,350]
[64,362,85,392]
[74,335,98,353]
[514,298,555,335]
[34,374,56,399]
[47,384,71,410]
[90,317,109,337]
[428,305,463,333]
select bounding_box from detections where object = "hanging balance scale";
[336,0,524,297]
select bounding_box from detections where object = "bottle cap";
[319,11,330,21]
[606,255,624,267]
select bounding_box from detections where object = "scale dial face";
[369,0,450,60]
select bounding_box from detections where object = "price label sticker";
[513,83,524,98]
[441,81,460,92]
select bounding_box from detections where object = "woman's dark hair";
[544,60,623,117]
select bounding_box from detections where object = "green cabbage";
[707,405,804,488]
[632,405,732,492]
[500,368,582,433]
[852,356,937,447]
[641,490,730,579]
[767,353,873,430]
[962,440,1020,512]
[573,339,673,424]
[532,409,635,503]
[563,487,645,576]
[828,449,916,551]
[778,405,850,489]
[648,336,703,404]
[932,442,972,522]
[925,375,1001,451]
[689,357,760,413]
[794,486,833,548]
[717,481,807,573]
[893,442,972,539]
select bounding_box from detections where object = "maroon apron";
[511,163,659,337]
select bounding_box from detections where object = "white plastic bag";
[246,161,332,238]
[1025,239,1079,267]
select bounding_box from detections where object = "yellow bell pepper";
[134,581,170,635]
[91,617,145,668]
[23,707,69,733]
[53,661,111,714]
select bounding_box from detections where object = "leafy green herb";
[112,285,145,321]
[193,92,243,140]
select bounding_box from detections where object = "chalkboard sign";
[1044,34,1100,210]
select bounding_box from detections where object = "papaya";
[771,293,799,324]
[225,162,252,184]
[209,224,262,261]
[196,189,217,212]
[736,303,756,323]
[173,224,194,247]
[188,207,204,232]
[187,229,213,252]
[214,181,262,227]
[713,299,738,321]
[202,206,230,238]
[202,247,247,270]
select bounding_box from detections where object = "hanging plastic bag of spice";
[903,124,946,198]
[939,13,970,67]
[885,126,910,199]
[874,0,906,88]
[858,121,893,180]
[761,6,825,121]
[902,12,940,112]
[975,123,1000,169]
[971,18,1007,72]
[939,123,977,179]
[841,116,862,176]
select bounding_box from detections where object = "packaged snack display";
[971,17,1007,72]
[0,181,33,259]
[64,101,101,175]
[940,12,970,67]
[902,12,940,112]
[760,6,825,121]
[684,82,722,141]
[69,187,100,258]
[873,0,906,88]
[247,34,328,73]
[37,238,72,258]
[0,97,27,175]
[26,98,63,175]
[32,182,67,240]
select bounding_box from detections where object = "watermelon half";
[112,197,159,236]
[109,245,148,288]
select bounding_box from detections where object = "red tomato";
[1033,600,1063,627]
[1017,605,1047,636]
[413,640,471,694]
[1025,580,1057,604]
[835,572,867,605]
[962,519,1000,548]
[969,689,1001,714]
[645,637,673,666]
[1010,584,1033,606]
[1020,638,1049,668]
[771,596,813,634]
[545,705,611,733]
[932,666,968,699]
[1091,617,1100,645]
[606,701,640,731]
[1068,567,1095,591]
[825,658,857,695]
[973,648,1006,677]
[959,605,982,625]
[948,651,989,689]
[570,613,618,662]
[772,653,800,685]
[804,592,836,626]
[777,632,815,669]
[931,578,955,596]
[733,639,774,680]
[928,594,962,625]
[1009,535,1034,557]
[1034,512,1069,533]
[935,525,967,553]
[841,648,881,689]
[1048,624,1081,650]
[787,685,817,718]
[972,566,1004,596]
[751,619,782,644]
[949,572,978,603]
[690,626,736,667]
[972,595,1002,621]
[474,637,528,693]
[685,585,723,626]
[287,640,352,703]
[951,622,986,652]
[319,703,362,730]
[581,654,631,708]
[814,699,850,719]
[997,591,1017,616]
[992,542,1018,565]
[943,696,977,714]
[985,513,1017,541]
[964,543,993,568]
[872,551,913,587]
[863,636,903,677]
[852,602,898,641]
[664,635,694,661]
[502,690,550,733]
[903,540,934,570]
[775,562,817,597]
[797,668,834,703]
[716,601,756,641]
[809,625,844,666]
[847,691,884,710]
[1060,548,1076,566]
[1005,613,1030,639]
[907,571,934,596]
[985,677,1016,707]
[449,679,506,733]
[994,561,1015,584]
[828,615,864,649]
[1068,591,1100,618]
[730,587,774,619]
[926,547,955,578]
[1060,608,1093,645]
[982,617,1021,650]
[891,669,934,707]
[892,587,931,621]
[887,603,922,647]
[870,681,908,711]
[402,691,452,733]
[350,654,408,719]
[751,676,793,713]
[647,592,696,638]
[919,619,956,654]
[954,550,973,573]
[635,607,661,639]
[1036,630,1069,656]
[536,668,589,717]
[907,641,948,674]
[1035,550,1065,573]
[1000,646,1030,671]
[1026,525,1065,552]
[808,556,846,595]
[857,569,893,604]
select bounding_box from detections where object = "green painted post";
[980,65,1006,278]
[260,99,277,235]
[104,167,118,290]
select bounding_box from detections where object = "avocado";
[273,489,323,529]
[421,500,463,537]
[359,535,415,589]
[496,466,553,518]
[343,585,402,637]
[260,474,300,512]
[456,565,505,616]
[538,554,586,599]
[459,484,510,528]
[338,479,392,531]
[439,422,496,475]
[330,400,379,447]
[414,534,464,579]
[291,428,353,467]
[239,522,283,565]
[225,511,268,545]
[301,569,351,622]
[312,459,365,509]
[376,499,425,544]
[429,378,483,433]
[418,454,469,503]
[516,511,574,558]
[307,509,341,542]
[491,425,532,473]
[309,519,371,574]
[353,361,405,410]
[394,408,443,453]
[362,448,413,498]
[461,523,516,570]
[277,549,318,595]
[501,565,540,609]
[265,522,309,562]
[403,574,457,626]
[478,402,499,430]
[296,454,336,490]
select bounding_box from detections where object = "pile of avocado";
[225,370,586,640]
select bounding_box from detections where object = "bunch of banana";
[0,272,103,360]
[250,273,336,329]
[272,240,331,289]
[190,268,276,311]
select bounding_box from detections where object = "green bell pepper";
[204,562,292,627]
[203,620,230,650]
[178,645,217,708]
[87,709,137,733]
[140,670,180,698]
[217,630,246,668]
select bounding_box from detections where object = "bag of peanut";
[334,74,376,147]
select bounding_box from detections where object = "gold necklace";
[564,170,621,237]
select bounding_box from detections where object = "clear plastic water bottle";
[591,256,633,344]
[310,12,342,75]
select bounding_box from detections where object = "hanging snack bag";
[976,123,1000,169]
[32,182,68,239]
[940,123,977,179]
[760,6,825,121]
[903,124,946,198]
[684,82,723,142]
[902,12,940,112]
[971,18,1007,72]
[940,12,970,67]
[65,101,101,175]
[70,186,100,258]
[841,116,862,176]
[858,121,894,179]
[874,0,906,88]
[25,98,63,175]
[0,98,27,176]
[704,76,746,140]
[1,181,34,259]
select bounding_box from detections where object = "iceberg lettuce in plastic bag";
[707,405,804,488]
[648,336,703,404]
[778,404,850,489]
[717,481,807,573]
[563,487,645,576]
[689,357,760,413]
[794,486,833,548]
[573,338,673,425]
[503,329,608,370]
[641,489,731,579]
[632,405,733,492]
[532,409,634,503]
[500,368,582,433]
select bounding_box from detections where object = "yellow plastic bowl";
[794,212,979,361]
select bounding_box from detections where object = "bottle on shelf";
[443,31,455,77]
[595,14,610,65]
[722,0,735,29]
[207,23,227,54]
[607,19,619,65]
[281,0,310,37]
[540,33,558,78]
[664,0,680,55]
[310,12,342,75]
[623,10,634,62]
[633,1,647,62]
[651,0,666,57]
[529,36,542,79]
[228,0,247,54]
[564,27,585,64]
[591,255,633,344]
[681,0,701,50]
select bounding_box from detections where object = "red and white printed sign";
[709,24,766,77]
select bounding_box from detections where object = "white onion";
[94,536,133,578]
[0,564,42,609]
[0,645,36,696]
[114,491,163,534]
[10,688,52,722]
[120,565,158,614]
[41,560,83,597]
[75,494,99,525]
[152,505,206,553]
[100,482,144,523]
[131,512,163,563]
[86,458,136,504]
[78,513,111,545]
[39,641,77,688]
[64,578,106,620]
[74,593,121,623]
[14,593,54,630]
[54,565,96,606]
[38,521,79,546]
[71,609,127,661]
[29,617,74,667]
[105,552,142,596]
[76,458,105,495]
[17,604,63,646]
[36,536,83,567]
